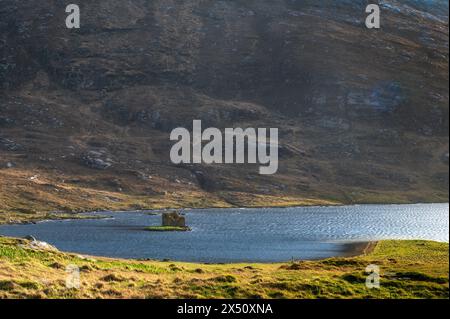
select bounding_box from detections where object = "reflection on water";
[0,203,448,262]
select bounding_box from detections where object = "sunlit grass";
[0,238,448,299]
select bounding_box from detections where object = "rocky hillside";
[0,0,448,220]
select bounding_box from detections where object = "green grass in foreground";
[145,226,191,232]
[0,238,448,299]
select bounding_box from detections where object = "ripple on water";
[0,203,447,262]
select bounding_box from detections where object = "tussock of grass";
[0,238,448,299]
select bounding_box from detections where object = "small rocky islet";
[145,211,191,232]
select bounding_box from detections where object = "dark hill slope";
[0,0,448,221]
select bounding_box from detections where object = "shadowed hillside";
[0,0,448,221]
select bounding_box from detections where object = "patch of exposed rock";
[20,236,59,252]
[81,150,113,170]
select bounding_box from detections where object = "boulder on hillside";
[81,150,113,170]
[20,236,59,252]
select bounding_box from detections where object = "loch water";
[0,203,448,262]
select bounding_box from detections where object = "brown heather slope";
[0,1,448,221]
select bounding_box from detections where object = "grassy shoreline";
[0,197,339,225]
[0,238,448,299]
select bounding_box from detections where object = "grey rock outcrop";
[81,150,113,170]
